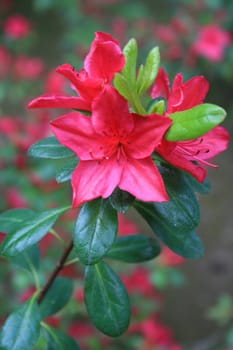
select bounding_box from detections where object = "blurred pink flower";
[130,316,182,349]
[44,69,68,94]
[159,246,185,266]
[191,24,231,62]
[13,56,44,80]
[6,188,28,208]
[3,14,31,39]
[118,213,139,236]
[122,267,160,298]
[0,46,11,79]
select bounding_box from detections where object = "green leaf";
[10,244,40,271]
[28,137,75,159]
[122,38,138,86]
[183,172,211,194]
[42,324,81,350]
[0,209,35,234]
[106,234,161,263]
[74,198,117,265]
[147,99,166,115]
[165,103,226,141]
[109,188,135,213]
[84,261,130,337]
[0,294,40,350]
[39,277,73,319]
[136,46,160,95]
[55,157,79,183]
[134,166,204,258]
[0,207,69,257]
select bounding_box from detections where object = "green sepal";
[136,46,160,95]
[42,324,81,350]
[0,294,41,350]
[0,206,70,257]
[84,261,130,337]
[134,166,204,259]
[165,103,226,141]
[0,208,35,234]
[56,157,78,183]
[28,136,74,159]
[73,198,117,265]
[106,234,161,263]
[122,38,138,86]
[114,73,146,115]
[147,98,166,115]
[39,277,73,319]
[109,188,135,213]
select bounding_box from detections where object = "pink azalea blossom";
[191,24,231,62]
[3,14,31,39]
[50,86,171,207]
[152,69,229,181]
[28,32,125,112]
[151,67,209,113]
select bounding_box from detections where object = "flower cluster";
[28,32,229,208]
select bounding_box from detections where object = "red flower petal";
[119,157,169,202]
[27,94,91,111]
[56,64,103,101]
[151,67,170,99]
[84,32,125,81]
[50,112,104,160]
[168,74,209,113]
[92,86,134,136]
[157,140,206,182]
[71,158,123,207]
[127,113,172,159]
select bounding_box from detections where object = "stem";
[37,240,74,304]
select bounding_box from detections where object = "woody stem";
[37,240,74,304]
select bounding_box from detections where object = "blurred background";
[0,0,233,349]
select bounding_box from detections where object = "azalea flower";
[157,126,229,182]
[50,86,172,207]
[28,32,125,112]
[151,69,229,181]
[151,67,209,113]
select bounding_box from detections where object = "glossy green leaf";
[122,38,138,86]
[183,172,211,194]
[106,234,161,263]
[55,157,78,183]
[165,103,226,141]
[137,46,160,95]
[42,324,81,350]
[0,208,35,234]
[0,207,69,257]
[10,244,40,271]
[39,277,73,319]
[74,198,117,265]
[0,295,40,350]
[109,188,135,213]
[28,136,74,159]
[134,167,204,258]
[84,261,130,337]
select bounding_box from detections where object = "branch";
[37,240,74,304]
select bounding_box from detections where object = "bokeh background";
[0,0,233,349]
